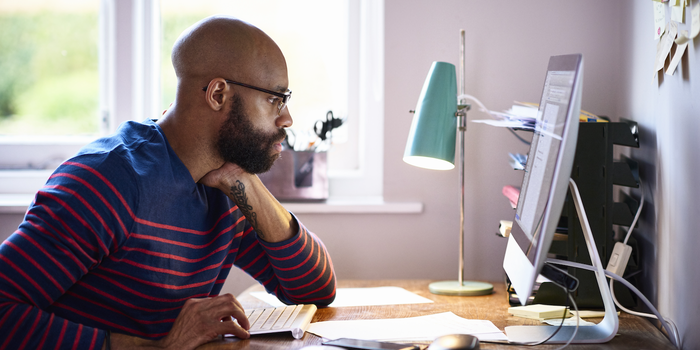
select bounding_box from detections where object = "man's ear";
[203,78,232,112]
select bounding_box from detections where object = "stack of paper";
[307,312,507,342]
[507,304,572,320]
[251,286,434,308]
[251,286,508,342]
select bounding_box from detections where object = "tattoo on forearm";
[230,180,264,238]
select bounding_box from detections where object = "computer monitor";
[502,54,619,344]
[503,54,583,306]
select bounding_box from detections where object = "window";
[0,0,99,137]
[0,0,383,202]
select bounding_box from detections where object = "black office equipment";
[533,119,641,308]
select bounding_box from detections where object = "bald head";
[171,15,287,90]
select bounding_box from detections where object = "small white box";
[606,242,632,277]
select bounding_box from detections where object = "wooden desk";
[199,280,674,350]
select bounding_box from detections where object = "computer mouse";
[427,334,479,350]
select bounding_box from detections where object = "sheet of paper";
[667,30,689,75]
[471,119,534,130]
[251,286,434,308]
[654,2,667,40]
[307,312,508,342]
[543,316,595,327]
[572,310,620,318]
[654,21,678,75]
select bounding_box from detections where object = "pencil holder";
[258,149,328,201]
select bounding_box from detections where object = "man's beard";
[216,96,286,174]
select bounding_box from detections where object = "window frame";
[0,0,384,204]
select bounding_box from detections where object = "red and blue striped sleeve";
[0,154,133,349]
[232,214,336,306]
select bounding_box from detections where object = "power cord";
[609,279,680,347]
[607,180,681,348]
[506,127,531,145]
[553,290,579,350]
[553,178,680,348]
[549,258,681,349]
[622,179,645,246]
[507,284,579,348]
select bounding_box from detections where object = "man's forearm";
[226,174,298,242]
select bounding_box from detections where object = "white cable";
[459,94,488,114]
[506,285,579,348]
[610,279,681,346]
[610,181,680,344]
[548,259,680,348]
[549,290,579,350]
[622,179,645,245]
[613,179,650,318]
[459,94,504,120]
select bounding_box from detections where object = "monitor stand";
[504,179,619,344]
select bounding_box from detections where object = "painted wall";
[2,0,697,348]
[619,2,700,349]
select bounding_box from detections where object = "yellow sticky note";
[508,304,572,320]
[672,4,684,23]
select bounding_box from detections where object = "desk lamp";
[403,30,493,296]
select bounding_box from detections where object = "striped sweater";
[0,120,336,349]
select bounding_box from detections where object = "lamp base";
[428,280,493,296]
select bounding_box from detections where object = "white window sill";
[283,197,423,214]
[0,194,34,214]
[0,193,422,215]
[0,170,422,215]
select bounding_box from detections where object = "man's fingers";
[216,302,250,330]
[213,318,250,339]
[203,294,250,330]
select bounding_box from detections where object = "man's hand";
[199,162,248,193]
[108,294,250,350]
[157,294,250,349]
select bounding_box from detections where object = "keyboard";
[244,304,318,339]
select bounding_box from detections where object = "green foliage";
[9,71,99,134]
[0,11,98,135]
[0,15,34,116]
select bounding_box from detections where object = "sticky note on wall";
[654,2,666,40]
[675,4,699,45]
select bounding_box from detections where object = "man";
[0,15,336,350]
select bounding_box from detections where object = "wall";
[619,2,700,349]
[377,0,625,286]
[2,0,697,348]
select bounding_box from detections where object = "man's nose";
[276,106,293,129]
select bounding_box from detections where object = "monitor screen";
[503,54,584,306]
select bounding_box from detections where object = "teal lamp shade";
[403,61,458,170]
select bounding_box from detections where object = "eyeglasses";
[202,79,292,115]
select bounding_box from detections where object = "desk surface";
[199,280,674,350]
